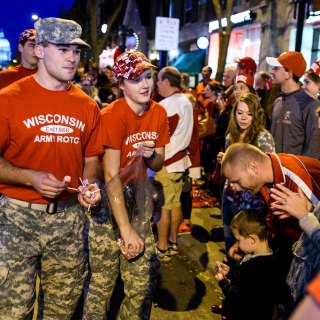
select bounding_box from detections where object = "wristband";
[92,180,103,188]
[147,151,156,162]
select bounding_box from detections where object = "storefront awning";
[171,50,205,74]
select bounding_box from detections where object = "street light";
[31,14,40,21]
[101,24,108,34]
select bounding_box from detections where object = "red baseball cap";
[309,61,320,76]
[113,51,156,80]
[266,51,306,78]
[19,29,36,44]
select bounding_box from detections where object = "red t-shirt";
[260,153,320,240]
[0,75,103,203]
[0,65,37,90]
[100,97,170,169]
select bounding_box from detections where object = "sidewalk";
[177,205,225,279]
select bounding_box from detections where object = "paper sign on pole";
[155,17,180,51]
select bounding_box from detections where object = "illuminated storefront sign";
[208,10,253,33]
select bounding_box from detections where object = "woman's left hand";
[142,141,155,159]
[270,184,311,219]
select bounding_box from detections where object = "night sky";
[0,0,75,55]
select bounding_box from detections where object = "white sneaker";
[168,242,179,255]
[156,247,171,262]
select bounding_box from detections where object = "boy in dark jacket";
[215,209,277,320]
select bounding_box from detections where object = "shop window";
[208,24,262,77]
[311,27,320,62]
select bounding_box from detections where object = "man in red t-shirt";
[0,18,103,318]
[0,28,38,89]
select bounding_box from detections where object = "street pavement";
[150,204,226,319]
[178,206,225,280]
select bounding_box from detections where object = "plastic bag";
[106,147,153,241]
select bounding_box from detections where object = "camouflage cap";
[34,17,90,49]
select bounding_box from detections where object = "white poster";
[155,17,180,51]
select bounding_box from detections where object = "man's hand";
[30,172,67,198]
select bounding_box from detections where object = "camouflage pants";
[83,215,160,320]
[0,198,87,320]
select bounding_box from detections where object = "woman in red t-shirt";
[83,52,170,320]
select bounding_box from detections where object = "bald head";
[222,143,266,170]
[221,143,272,194]
[223,66,236,88]
[159,66,181,87]
[157,66,182,97]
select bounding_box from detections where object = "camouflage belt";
[4,195,78,214]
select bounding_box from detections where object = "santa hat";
[235,57,257,87]
[309,61,320,76]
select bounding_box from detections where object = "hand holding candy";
[117,227,145,260]
[71,177,102,210]
[214,261,230,281]
[142,140,155,159]
[85,189,101,199]
[116,236,144,260]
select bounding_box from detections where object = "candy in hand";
[85,189,100,199]
[85,190,93,198]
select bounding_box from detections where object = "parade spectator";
[155,66,193,260]
[76,72,102,108]
[270,184,320,312]
[214,56,257,159]
[0,29,38,89]
[200,81,221,185]
[254,70,276,128]
[302,61,320,100]
[83,51,170,320]
[0,17,102,319]
[214,209,277,320]
[196,65,213,106]
[217,93,274,265]
[221,143,320,312]
[209,67,236,197]
[178,93,201,235]
[181,72,197,98]
[210,57,259,212]
[222,66,236,91]
[267,51,320,159]
[97,65,117,104]
[255,70,272,105]
[233,56,257,102]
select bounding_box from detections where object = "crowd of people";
[0,15,319,320]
